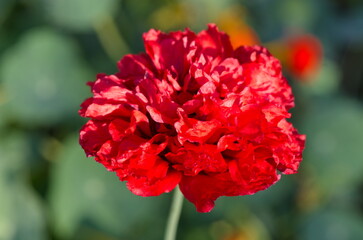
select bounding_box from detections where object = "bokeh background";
[1,0,363,239]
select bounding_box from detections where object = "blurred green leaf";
[43,0,118,31]
[244,176,296,207]
[48,135,167,239]
[305,59,340,95]
[0,28,90,126]
[0,0,14,24]
[0,132,28,175]
[0,132,46,240]
[183,227,211,240]
[299,209,363,240]
[301,98,363,197]
[277,0,315,30]
[0,105,6,131]
[0,183,46,240]
[335,9,363,44]
[0,0,12,13]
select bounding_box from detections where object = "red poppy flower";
[79,24,305,213]
[286,34,323,80]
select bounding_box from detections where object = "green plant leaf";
[306,59,340,95]
[0,0,14,24]
[0,132,46,240]
[299,209,363,240]
[301,98,363,197]
[48,135,166,239]
[0,183,47,240]
[43,0,118,31]
[0,28,91,126]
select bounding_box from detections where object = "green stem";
[164,187,184,240]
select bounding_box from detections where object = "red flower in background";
[79,24,305,212]
[285,34,322,80]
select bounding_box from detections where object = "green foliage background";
[1,0,363,239]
